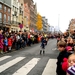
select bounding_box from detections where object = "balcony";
[3,19,6,24]
[11,21,19,25]
[5,21,11,25]
[0,18,2,23]
[0,19,11,27]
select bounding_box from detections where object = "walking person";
[40,37,46,55]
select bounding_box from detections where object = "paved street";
[0,39,59,75]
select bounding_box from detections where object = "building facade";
[42,17,48,32]
[11,0,19,32]
[30,2,37,32]
[24,0,37,33]
[0,0,20,32]
[0,1,11,31]
[69,19,75,34]
[47,24,50,32]
[18,0,25,31]
[24,3,30,31]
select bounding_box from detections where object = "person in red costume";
[8,35,12,52]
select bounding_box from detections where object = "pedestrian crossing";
[42,59,57,75]
[0,57,25,73]
[52,48,57,51]
[0,55,57,75]
[0,56,11,62]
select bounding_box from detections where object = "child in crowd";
[61,46,73,72]
[40,37,46,55]
[56,40,70,75]
[3,36,8,53]
[8,35,12,52]
[67,53,75,75]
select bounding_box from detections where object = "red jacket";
[8,38,12,46]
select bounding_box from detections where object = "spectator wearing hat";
[66,46,73,55]
[62,58,68,72]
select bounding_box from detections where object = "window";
[4,14,6,22]
[12,6,14,11]
[13,0,16,5]
[0,13,2,22]
[12,15,14,21]
[0,13,2,18]
[0,4,2,10]
[8,8,10,13]
[8,16,10,21]
[21,3,23,6]
[22,21,23,24]
[4,6,6,12]
[14,11,17,16]
[8,16,10,23]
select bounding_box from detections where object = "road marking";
[0,56,11,62]
[42,59,57,75]
[0,57,25,73]
[13,58,40,75]
[52,48,57,51]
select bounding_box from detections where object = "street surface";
[0,39,59,75]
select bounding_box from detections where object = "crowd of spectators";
[56,32,75,75]
[0,29,51,54]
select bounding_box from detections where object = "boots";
[40,50,42,55]
[43,50,45,54]
[40,50,45,55]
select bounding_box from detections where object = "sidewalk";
[0,43,40,55]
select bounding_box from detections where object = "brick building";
[0,1,11,31]
[24,0,37,32]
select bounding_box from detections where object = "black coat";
[56,50,70,75]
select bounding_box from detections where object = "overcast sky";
[33,0,75,32]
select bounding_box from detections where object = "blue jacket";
[41,39,46,48]
[4,39,8,46]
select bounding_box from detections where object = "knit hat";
[67,65,75,75]
[62,58,68,71]
[66,46,72,51]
